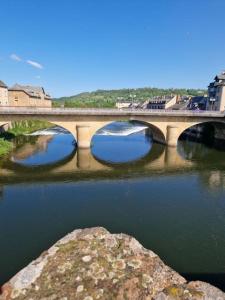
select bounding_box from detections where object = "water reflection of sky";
[93,122,152,163]
[13,134,75,166]
[92,134,152,163]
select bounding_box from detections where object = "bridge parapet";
[0,107,224,118]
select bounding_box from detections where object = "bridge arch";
[130,120,166,144]
[0,118,78,144]
[88,120,167,164]
[89,119,166,147]
[178,120,225,145]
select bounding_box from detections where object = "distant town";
[115,72,225,112]
[1,71,225,111]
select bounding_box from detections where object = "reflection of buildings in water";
[11,135,54,160]
[204,171,225,190]
[177,140,202,160]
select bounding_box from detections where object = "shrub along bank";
[0,138,13,156]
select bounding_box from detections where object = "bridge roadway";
[0,107,224,147]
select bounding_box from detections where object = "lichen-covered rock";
[0,227,224,300]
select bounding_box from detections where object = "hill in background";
[53,87,206,108]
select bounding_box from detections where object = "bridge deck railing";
[0,106,223,117]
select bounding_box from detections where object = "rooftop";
[9,84,51,99]
[148,96,175,104]
[0,80,7,88]
[214,72,225,81]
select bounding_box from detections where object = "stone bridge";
[0,107,224,148]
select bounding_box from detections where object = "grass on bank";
[8,120,53,136]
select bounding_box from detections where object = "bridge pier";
[166,125,179,147]
[76,125,91,148]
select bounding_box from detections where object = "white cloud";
[27,60,43,69]
[10,53,22,61]
[35,75,41,79]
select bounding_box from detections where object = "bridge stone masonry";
[0,107,224,148]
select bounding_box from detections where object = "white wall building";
[0,80,9,106]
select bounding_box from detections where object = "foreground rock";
[1,227,224,300]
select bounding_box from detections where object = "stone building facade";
[0,81,52,107]
[8,84,52,107]
[207,72,225,111]
[147,95,177,110]
[0,80,9,106]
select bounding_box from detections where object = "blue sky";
[0,0,225,97]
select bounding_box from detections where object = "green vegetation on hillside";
[53,87,206,108]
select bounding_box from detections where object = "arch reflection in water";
[92,121,153,164]
[178,139,225,167]
[11,127,76,166]
[7,139,225,192]
[5,143,194,180]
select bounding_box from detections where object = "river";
[0,122,225,290]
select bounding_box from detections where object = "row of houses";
[116,95,182,110]
[0,80,52,107]
[116,72,225,112]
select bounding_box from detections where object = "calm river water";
[0,122,225,290]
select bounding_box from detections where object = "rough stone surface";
[0,227,224,300]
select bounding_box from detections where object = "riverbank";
[8,120,53,136]
[0,120,53,156]
[1,227,224,299]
